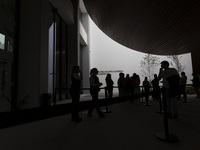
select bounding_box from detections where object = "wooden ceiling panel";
[83,0,200,55]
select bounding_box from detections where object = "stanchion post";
[140,86,145,103]
[102,87,111,113]
[156,87,178,142]
[144,87,151,106]
[156,87,163,113]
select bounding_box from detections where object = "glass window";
[0,0,17,112]
[48,7,69,105]
[0,33,5,50]
[55,16,68,101]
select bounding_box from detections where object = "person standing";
[132,74,141,102]
[158,61,180,119]
[191,73,200,98]
[70,65,83,123]
[178,72,187,102]
[143,77,150,102]
[151,74,160,100]
[124,74,133,97]
[133,74,141,95]
[105,73,114,98]
[87,68,105,117]
[117,72,125,97]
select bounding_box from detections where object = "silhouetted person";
[117,72,125,97]
[87,68,105,117]
[177,72,187,102]
[151,74,160,100]
[105,73,114,98]
[143,77,150,103]
[70,65,82,123]
[124,74,132,102]
[191,73,200,98]
[133,74,140,95]
[129,73,135,99]
[158,60,180,119]
[132,73,141,102]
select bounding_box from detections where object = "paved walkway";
[1,94,200,150]
[70,94,200,150]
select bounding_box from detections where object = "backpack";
[167,75,181,97]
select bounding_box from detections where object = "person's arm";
[79,70,83,80]
[158,68,163,81]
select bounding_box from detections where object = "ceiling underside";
[83,0,200,55]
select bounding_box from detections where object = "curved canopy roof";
[83,0,200,55]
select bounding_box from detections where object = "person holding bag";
[87,68,105,117]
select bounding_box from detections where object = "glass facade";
[49,7,69,104]
[0,33,5,50]
[0,2,72,111]
[0,0,17,112]
[55,13,69,102]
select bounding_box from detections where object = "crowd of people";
[69,60,200,122]
[117,72,141,100]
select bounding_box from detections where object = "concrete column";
[67,0,80,88]
[18,0,50,108]
[80,14,90,89]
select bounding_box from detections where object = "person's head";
[126,74,129,78]
[192,73,196,77]
[160,60,169,69]
[119,72,124,78]
[106,73,111,79]
[90,68,98,75]
[145,77,148,80]
[154,74,157,78]
[132,73,136,77]
[72,65,80,73]
[181,72,185,76]
[136,74,140,79]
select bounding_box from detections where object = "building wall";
[80,14,90,89]
[17,0,82,108]
[18,0,50,108]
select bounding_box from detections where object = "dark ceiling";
[83,0,200,55]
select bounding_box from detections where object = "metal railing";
[54,86,153,106]
[54,84,194,106]
[0,84,194,129]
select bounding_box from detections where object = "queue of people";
[69,61,197,123]
[117,72,141,103]
[69,65,146,123]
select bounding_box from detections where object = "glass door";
[48,7,69,105]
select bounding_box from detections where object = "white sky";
[89,18,193,86]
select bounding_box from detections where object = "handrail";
[54,85,151,103]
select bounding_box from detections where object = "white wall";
[89,19,193,87]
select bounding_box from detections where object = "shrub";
[185,86,195,94]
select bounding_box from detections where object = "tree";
[140,54,160,82]
[167,55,186,74]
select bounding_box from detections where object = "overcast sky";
[89,18,193,86]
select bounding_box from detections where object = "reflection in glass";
[0,0,16,112]
[0,33,5,50]
[7,39,13,52]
